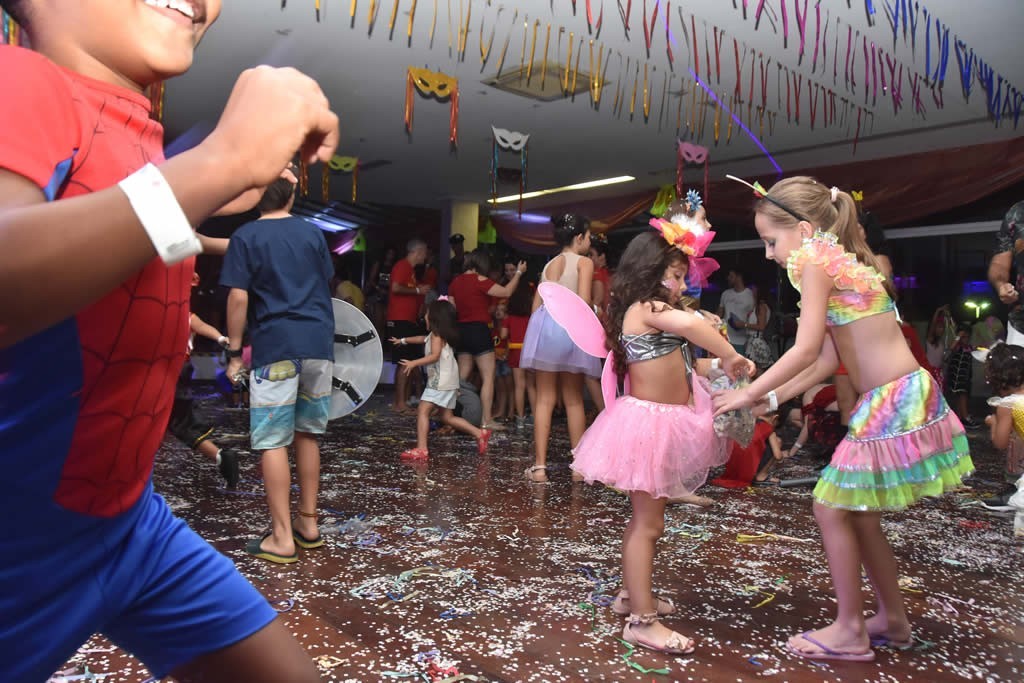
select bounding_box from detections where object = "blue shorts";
[0,487,276,682]
[249,358,333,450]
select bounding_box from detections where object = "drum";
[330,298,383,419]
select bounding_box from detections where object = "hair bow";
[437,295,450,302]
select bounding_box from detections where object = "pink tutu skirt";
[571,377,729,499]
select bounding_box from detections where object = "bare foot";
[864,612,912,645]
[291,516,320,542]
[259,531,297,558]
[391,404,411,414]
[787,622,870,657]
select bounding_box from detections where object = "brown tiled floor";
[57,392,1023,682]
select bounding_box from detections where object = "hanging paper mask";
[675,141,709,203]
[328,155,360,202]
[405,67,460,146]
[490,126,529,214]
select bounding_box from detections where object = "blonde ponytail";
[756,176,896,299]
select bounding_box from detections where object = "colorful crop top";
[621,332,687,364]
[786,231,895,327]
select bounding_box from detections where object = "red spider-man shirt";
[0,47,192,520]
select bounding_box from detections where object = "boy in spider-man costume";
[0,1,337,681]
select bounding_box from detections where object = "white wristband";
[119,163,202,265]
[766,390,779,412]
[711,358,721,370]
[792,442,803,453]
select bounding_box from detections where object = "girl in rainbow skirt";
[715,176,973,663]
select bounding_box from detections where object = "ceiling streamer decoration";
[148,82,166,123]
[1,10,20,45]
[404,67,459,146]
[490,126,529,215]
[328,155,360,202]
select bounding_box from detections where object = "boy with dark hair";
[221,170,335,565]
[0,0,336,680]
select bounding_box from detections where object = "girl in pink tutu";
[714,176,973,662]
[571,210,754,655]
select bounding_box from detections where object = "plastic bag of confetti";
[708,369,755,446]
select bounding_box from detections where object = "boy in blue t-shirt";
[221,170,335,565]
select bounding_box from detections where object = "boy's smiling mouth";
[142,0,206,26]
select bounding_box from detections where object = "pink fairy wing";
[537,282,607,358]
[601,351,629,406]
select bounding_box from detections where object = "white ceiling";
[166,0,1024,208]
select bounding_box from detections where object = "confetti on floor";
[58,391,1024,682]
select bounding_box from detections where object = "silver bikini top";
[621,332,690,364]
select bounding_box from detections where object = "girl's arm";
[592,278,606,313]
[771,335,841,405]
[645,306,753,379]
[190,313,228,345]
[198,235,230,256]
[744,302,769,332]
[404,336,444,369]
[989,406,1014,450]
[719,264,832,410]
[389,334,428,346]
[767,432,783,460]
[487,269,525,298]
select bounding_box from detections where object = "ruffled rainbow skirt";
[814,368,973,511]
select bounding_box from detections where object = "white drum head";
[329,298,383,419]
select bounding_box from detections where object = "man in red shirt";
[388,239,428,411]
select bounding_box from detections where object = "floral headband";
[649,197,719,287]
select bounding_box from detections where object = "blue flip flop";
[787,631,876,662]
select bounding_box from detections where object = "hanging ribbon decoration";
[665,2,673,67]
[494,9,517,78]
[299,158,310,198]
[618,0,632,36]
[490,126,529,215]
[149,81,166,122]
[1,9,19,45]
[641,0,658,57]
[540,23,551,89]
[675,141,709,204]
[794,0,809,61]
[585,0,603,35]
[933,19,950,88]
[328,156,360,202]
[712,26,724,83]
[811,1,822,72]
[321,163,330,202]
[405,67,459,146]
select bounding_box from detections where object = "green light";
[964,300,991,319]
